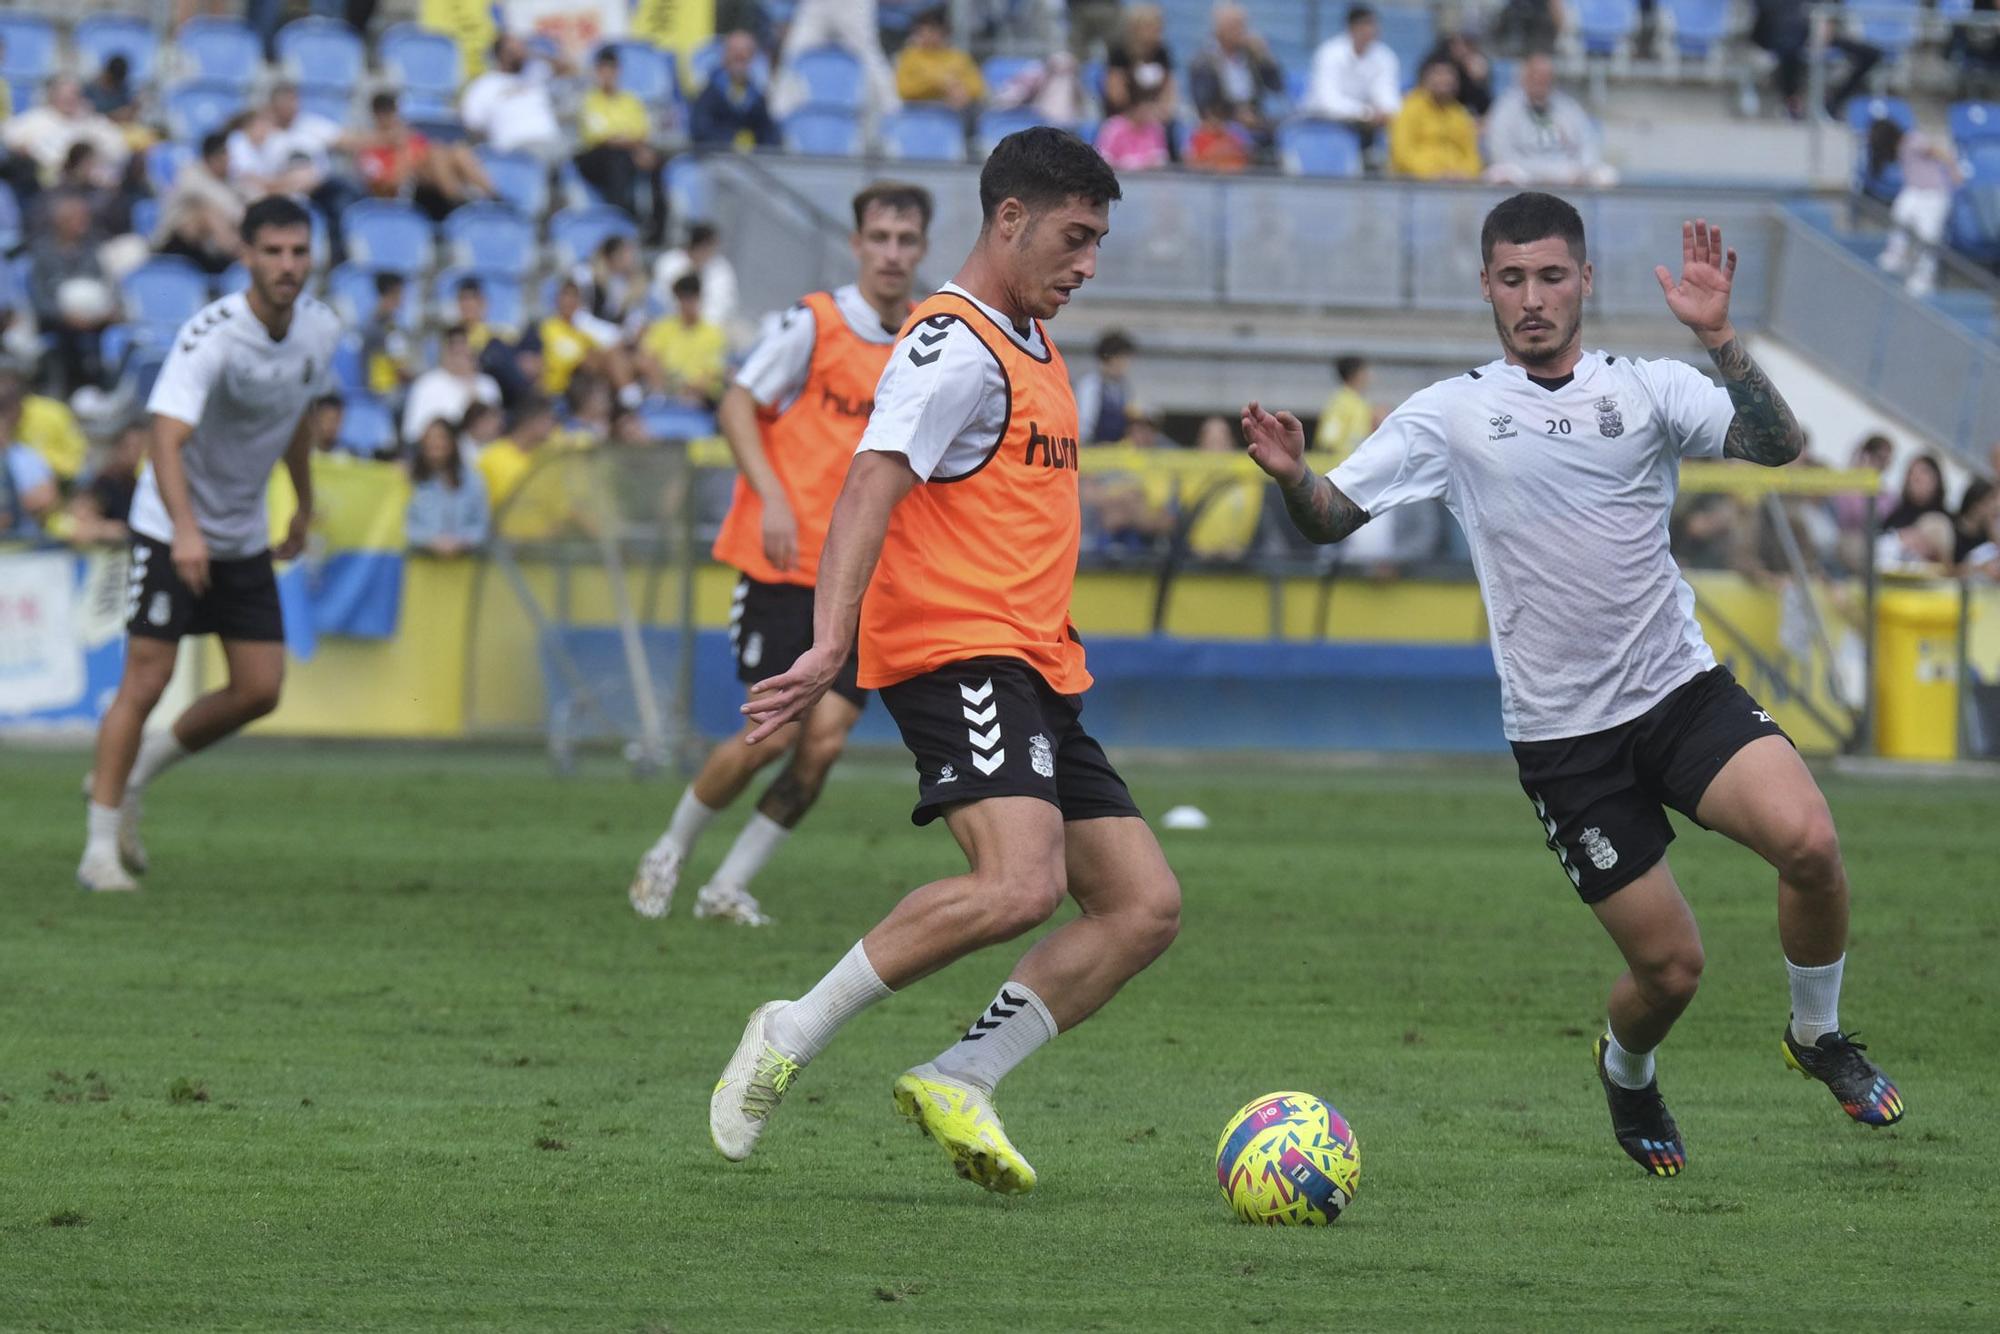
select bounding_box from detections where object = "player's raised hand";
[1240,401,1308,484]
[761,492,799,573]
[741,642,839,744]
[1655,218,1738,345]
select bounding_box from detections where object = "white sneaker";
[693,881,772,926]
[117,794,148,876]
[710,1000,804,1161]
[627,838,683,918]
[77,844,139,893]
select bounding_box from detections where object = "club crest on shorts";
[1580,826,1618,871]
[147,591,171,627]
[742,631,763,669]
[1594,396,1624,438]
[1029,733,1054,778]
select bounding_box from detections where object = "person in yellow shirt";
[15,385,91,480]
[1185,415,1263,559]
[575,45,667,242]
[533,278,606,398]
[1314,354,1380,464]
[476,396,581,540]
[639,274,728,406]
[895,9,985,110]
[1389,56,1481,181]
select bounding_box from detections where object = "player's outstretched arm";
[1654,218,1804,467]
[1241,401,1369,543]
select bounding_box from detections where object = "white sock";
[1786,955,1845,1044]
[1602,1028,1656,1091]
[931,981,1058,1095]
[768,940,892,1062]
[661,789,717,853]
[127,729,189,793]
[710,812,790,890]
[85,802,120,854]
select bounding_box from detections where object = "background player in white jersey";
[628,183,931,927]
[1244,193,1902,1176]
[78,196,343,892]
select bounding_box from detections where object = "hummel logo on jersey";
[907,322,951,367]
[818,385,873,419]
[1594,396,1624,437]
[963,987,1030,1041]
[937,764,957,784]
[1488,414,1517,440]
[1753,709,1773,724]
[1023,420,1078,470]
[960,679,1004,774]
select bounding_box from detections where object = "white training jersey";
[734,283,901,412]
[854,282,1048,481]
[131,293,343,559]
[1329,350,1737,742]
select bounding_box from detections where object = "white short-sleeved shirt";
[854,282,1048,481]
[734,283,900,412]
[130,293,343,559]
[1329,350,1737,741]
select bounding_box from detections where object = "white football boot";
[627,837,683,918]
[692,881,772,926]
[710,1000,804,1161]
[77,844,140,893]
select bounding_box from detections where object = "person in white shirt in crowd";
[461,33,567,161]
[1484,51,1618,189]
[1305,4,1402,158]
[3,76,130,187]
[1869,118,1964,299]
[402,325,503,449]
[654,222,744,346]
[771,0,903,121]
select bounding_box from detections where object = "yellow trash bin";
[1874,583,1963,761]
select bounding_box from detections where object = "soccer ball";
[1215,1091,1359,1225]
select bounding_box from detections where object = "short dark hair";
[200,130,229,159]
[1479,191,1587,265]
[1419,53,1458,81]
[1347,4,1377,27]
[374,271,404,296]
[511,395,554,428]
[311,392,344,412]
[442,322,471,344]
[687,221,719,248]
[456,275,485,297]
[1095,330,1135,361]
[370,90,398,116]
[240,194,313,245]
[672,273,702,299]
[595,44,619,66]
[914,6,949,31]
[978,127,1121,223]
[852,179,934,232]
[1335,354,1368,383]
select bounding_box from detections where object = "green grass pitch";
[3,744,1995,1331]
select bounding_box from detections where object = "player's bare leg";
[1695,735,1902,1124]
[630,716,798,918]
[163,637,285,752]
[1589,861,1701,1174]
[80,636,178,890]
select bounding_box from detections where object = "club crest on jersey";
[1488,413,1517,440]
[1594,396,1624,438]
[1029,733,1054,778]
[1580,827,1618,871]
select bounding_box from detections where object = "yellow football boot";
[892,1063,1037,1195]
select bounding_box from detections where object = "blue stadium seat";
[336,394,396,457]
[0,181,19,254]
[131,196,160,239]
[882,105,967,162]
[1278,118,1362,178]
[639,399,718,441]
[612,38,679,106]
[1665,0,1730,58]
[276,17,366,92]
[434,267,526,332]
[1373,7,1436,76]
[479,149,550,219]
[166,82,248,141]
[1847,94,1914,134]
[662,156,708,223]
[122,258,211,336]
[0,14,57,84]
[302,86,352,128]
[75,15,156,84]
[977,106,1055,152]
[1858,0,1920,55]
[782,104,863,156]
[1948,185,2000,265]
[1575,0,1639,56]
[380,23,462,100]
[1951,101,2000,150]
[981,55,1038,93]
[218,263,250,295]
[146,141,194,193]
[549,206,638,268]
[330,331,364,391]
[1939,0,1974,12]
[326,262,424,327]
[177,17,263,89]
[789,46,863,110]
[341,200,436,275]
[443,203,536,274]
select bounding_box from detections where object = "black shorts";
[879,655,1143,827]
[124,536,284,643]
[729,574,865,708]
[1511,666,1791,903]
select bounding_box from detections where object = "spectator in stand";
[4,77,129,198]
[1187,414,1264,559]
[40,143,129,238]
[576,234,648,334]
[85,55,135,120]
[1104,4,1177,120]
[1095,90,1172,171]
[406,416,491,556]
[1883,453,1948,531]
[1953,478,1999,565]
[460,400,504,457]
[1427,31,1494,118]
[577,46,668,244]
[1832,433,1896,571]
[1315,354,1380,463]
[1075,330,1136,445]
[1870,120,1963,299]
[653,222,741,343]
[361,273,416,400]
[690,30,779,150]
[1484,51,1617,188]
[266,83,362,232]
[988,51,1091,126]
[354,92,494,219]
[63,418,147,546]
[1490,0,1564,57]
[29,193,115,396]
[896,9,986,112]
[1390,55,1481,180]
[308,393,345,454]
[639,273,728,406]
[772,0,902,120]
[455,277,535,406]
[533,277,628,399]
[462,33,566,161]
[403,325,503,449]
[1188,4,1284,158]
[1752,0,1880,120]
[0,383,58,540]
[1068,0,1124,60]
[1875,511,1956,573]
[0,366,89,482]
[1306,6,1401,160]
[154,132,245,274]
[1186,107,1252,172]
[477,396,573,540]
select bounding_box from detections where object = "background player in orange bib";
[706,130,1182,1195]
[628,182,933,926]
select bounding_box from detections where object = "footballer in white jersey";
[1244,193,1903,1177]
[78,196,341,895]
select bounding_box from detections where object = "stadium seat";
[0,14,57,85]
[1847,94,1914,135]
[1575,0,1639,56]
[1948,185,2000,265]
[663,155,708,223]
[882,105,967,162]
[981,55,1039,93]
[276,17,366,92]
[549,205,638,268]
[177,17,263,89]
[146,140,194,193]
[479,149,550,219]
[639,399,718,441]
[1951,102,2000,151]
[341,200,437,275]
[977,106,1054,153]
[329,332,364,391]
[1278,118,1362,178]
[336,394,397,457]
[434,267,526,332]
[442,203,537,275]
[131,197,160,240]
[0,181,19,254]
[1373,7,1435,75]
[782,104,863,156]
[122,258,211,335]
[612,38,679,106]
[1664,0,1730,58]
[302,86,353,127]
[1858,0,1920,55]
[75,15,156,84]
[789,45,863,110]
[218,263,250,295]
[401,89,459,127]
[380,23,463,100]
[166,82,248,142]
[326,262,425,327]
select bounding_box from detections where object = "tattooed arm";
[1708,335,1805,467]
[1277,467,1371,544]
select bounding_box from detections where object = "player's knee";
[235,677,283,720]
[1132,872,1182,961]
[1774,812,1843,891]
[981,867,1067,940]
[791,731,847,788]
[1644,946,1705,1009]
